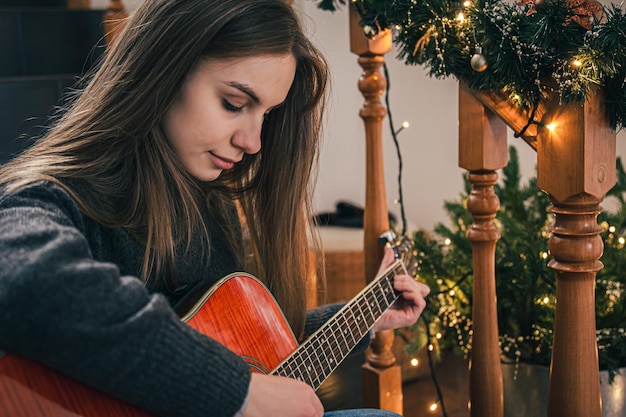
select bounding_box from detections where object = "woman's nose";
[233,117,263,155]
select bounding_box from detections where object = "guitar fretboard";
[271,261,407,390]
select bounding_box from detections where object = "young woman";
[0,1,430,416]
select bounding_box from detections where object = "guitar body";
[0,273,298,417]
[182,273,299,373]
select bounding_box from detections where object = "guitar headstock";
[378,231,418,278]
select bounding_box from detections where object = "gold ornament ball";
[471,50,488,72]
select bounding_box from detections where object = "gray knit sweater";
[0,181,351,417]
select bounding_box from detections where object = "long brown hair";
[0,0,328,337]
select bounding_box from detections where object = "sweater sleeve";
[0,183,251,417]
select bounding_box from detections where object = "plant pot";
[502,362,626,417]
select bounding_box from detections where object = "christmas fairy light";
[394,121,410,135]
[317,0,626,131]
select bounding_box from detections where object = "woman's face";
[163,54,296,182]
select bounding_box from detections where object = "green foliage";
[410,146,626,379]
[310,0,626,130]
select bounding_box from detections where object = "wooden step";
[0,0,67,8]
[0,9,105,78]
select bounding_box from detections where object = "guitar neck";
[271,260,407,390]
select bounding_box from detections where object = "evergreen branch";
[309,0,626,130]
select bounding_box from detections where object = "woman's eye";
[223,99,244,113]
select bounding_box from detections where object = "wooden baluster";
[348,3,402,414]
[537,90,615,417]
[458,83,506,417]
[104,0,129,48]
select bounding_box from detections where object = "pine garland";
[312,0,626,130]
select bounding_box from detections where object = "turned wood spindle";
[459,83,506,417]
[104,0,129,48]
[348,3,402,414]
[537,89,615,417]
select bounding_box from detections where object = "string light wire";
[383,62,450,417]
[383,62,408,236]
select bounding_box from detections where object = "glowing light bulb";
[463,0,471,6]
[619,236,625,245]
[540,251,548,259]
[609,226,617,233]
[429,402,439,412]
[572,59,582,67]
[543,296,550,304]
[456,12,465,22]
[395,121,410,135]
[444,238,451,246]
[410,358,419,367]
[546,123,556,132]
[436,332,442,339]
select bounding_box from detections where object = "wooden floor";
[402,352,470,417]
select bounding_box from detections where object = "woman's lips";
[208,152,236,170]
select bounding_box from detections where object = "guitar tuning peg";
[378,230,396,245]
[378,230,400,259]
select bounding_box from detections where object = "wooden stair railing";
[459,83,615,417]
[103,0,128,47]
[458,83,507,417]
[348,3,403,414]
[538,89,614,417]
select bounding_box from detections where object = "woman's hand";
[373,246,431,332]
[241,373,324,417]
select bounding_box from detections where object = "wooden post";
[67,0,91,8]
[458,83,506,417]
[104,0,129,48]
[348,3,402,414]
[536,90,615,417]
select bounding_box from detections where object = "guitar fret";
[363,294,376,324]
[331,320,349,354]
[270,248,412,391]
[378,273,397,308]
[369,285,384,316]
[355,307,369,335]
[364,290,380,317]
[309,344,324,385]
[316,335,334,377]
[326,330,340,366]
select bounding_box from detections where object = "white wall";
[94,0,626,232]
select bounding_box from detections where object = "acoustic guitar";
[0,233,414,417]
